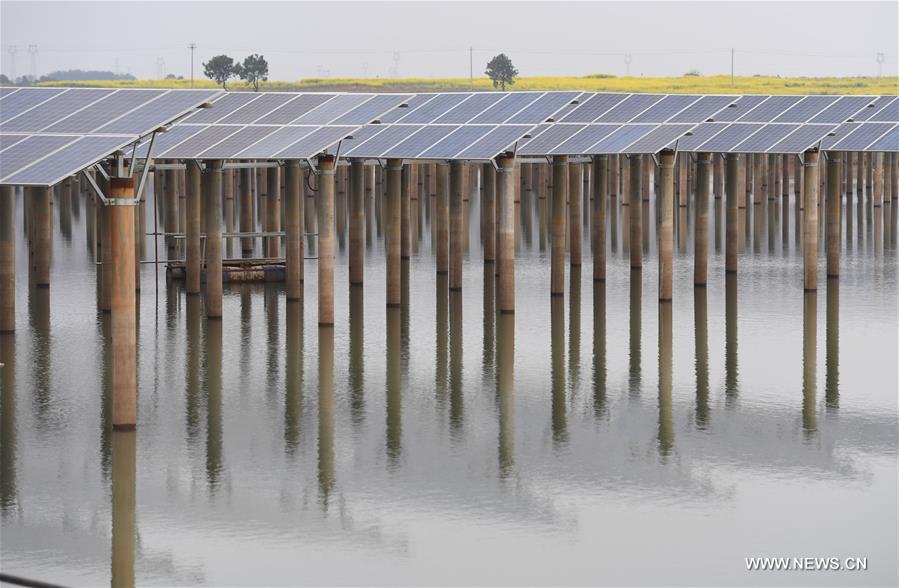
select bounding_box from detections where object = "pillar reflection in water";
[449,289,464,439]
[285,299,304,456]
[1,333,16,515]
[658,301,674,457]
[348,287,364,430]
[592,283,607,419]
[29,286,51,431]
[694,287,710,430]
[725,274,739,407]
[550,296,567,447]
[802,291,817,437]
[265,286,279,400]
[386,306,402,468]
[110,430,136,588]
[628,269,641,397]
[568,266,581,392]
[482,265,495,376]
[825,279,839,413]
[185,295,202,444]
[318,326,335,504]
[435,273,448,411]
[496,312,514,478]
[205,317,223,491]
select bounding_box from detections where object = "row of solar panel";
[0,87,221,136]
[0,132,134,186]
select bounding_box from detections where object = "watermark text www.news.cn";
[746,557,868,572]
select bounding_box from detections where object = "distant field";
[33,74,899,94]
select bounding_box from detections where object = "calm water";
[1,169,897,586]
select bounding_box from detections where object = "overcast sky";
[2,1,897,81]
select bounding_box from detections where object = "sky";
[1,1,897,81]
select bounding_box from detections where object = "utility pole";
[624,53,632,76]
[469,47,473,89]
[156,57,166,80]
[6,46,16,82]
[27,44,37,81]
[876,52,884,77]
[188,42,196,88]
[731,48,735,87]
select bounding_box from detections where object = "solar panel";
[731,123,799,153]
[668,95,736,123]
[236,126,318,159]
[42,89,165,133]
[290,94,373,124]
[331,94,412,125]
[737,95,803,122]
[560,93,628,123]
[772,95,839,123]
[1,88,113,132]
[217,93,297,124]
[380,125,457,158]
[433,93,506,124]
[713,95,767,122]
[866,124,898,151]
[467,93,540,124]
[336,125,388,156]
[160,125,241,158]
[0,87,65,120]
[0,133,29,151]
[274,125,355,158]
[0,134,78,179]
[506,91,580,124]
[344,125,424,157]
[588,124,656,153]
[454,125,530,159]
[595,94,665,123]
[630,95,699,123]
[518,124,586,155]
[549,125,620,155]
[418,125,493,158]
[766,124,833,154]
[378,94,434,123]
[135,124,207,158]
[0,88,20,97]
[2,135,133,186]
[819,122,856,150]
[250,94,334,125]
[808,96,876,124]
[853,96,896,121]
[96,90,222,135]
[678,123,729,151]
[183,92,260,124]
[622,124,693,153]
[869,98,899,122]
[829,122,894,151]
[696,123,761,152]
[396,94,471,124]
[198,125,280,158]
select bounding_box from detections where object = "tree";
[0,74,9,85]
[485,53,518,91]
[236,54,269,92]
[203,54,238,90]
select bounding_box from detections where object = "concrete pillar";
[349,160,365,285]
[435,162,449,274]
[715,155,725,200]
[803,150,820,291]
[385,158,402,307]
[802,291,817,435]
[677,155,687,207]
[401,165,411,259]
[694,153,711,286]
[185,162,202,295]
[98,178,111,312]
[726,153,740,273]
[569,162,583,267]
[204,160,223,318]
[239,166,253,255]
[449,160,464,291]
[483,163,496,263]
[551,155,568,296]
[826,153,841,278]
[0,187,14,333]
[621,155,630,205]
[497,154,515,313]
[782,154,790,198]
[32,186,51,287]
[318,155,336,325]
[873,152,884,207]
[610,154,619,200]
[285,160,303,299]
[266,165,281,257]
[164,166,178,260]
[109,177,137,429]
[856,150,865,199]
[629,155,642,269]
[223,167,234,258]
[592,155,607,282]
[658,151,675,301]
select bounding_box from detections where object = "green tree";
[236,54,269,92]
[485,53,518,91]
[202,54,237,90]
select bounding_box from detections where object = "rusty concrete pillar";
[677,155,687,207]
[497,154,516,313]
[629,154,642,269]
[873,152,884,207]
[803,150,820,291]
[593,155,607,282]
[435,162,449,274]
[449,160,464,290]
[185,162,202,295]
[266,164,281,257]
[826,152,841,278]
[386,159,402,306]
[239,166,253,255]
[32,186,51,287]
[782,154,790,199]
[164,165,178,261]
[223,167,234,258]
[551,155,568,296]
[98,176,112,312]
[204,160,223,318]
[349,159,365,285]
[1,186,15,332]
[658,151,675,301]
[610,154,619,200]
[726,153,740,273]
[109,177,137,429]
[285,160,303,299]
[569,162,583,267]
[694,153,712,286]
[483,162,496,263]
[318,155,336,325]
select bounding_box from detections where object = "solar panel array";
[1,87,897,187]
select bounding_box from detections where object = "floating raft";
[167,259,286,283]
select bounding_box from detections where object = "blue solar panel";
[772,95,839,123]
[697,123,761,152]
[160,126,241,158]
[343,125,424,157]
[622,124,693,153]
[43,89,165,133]
[506,92,580,124]
[560,93,629,123]
[595,94,665,123]
[468,93,541,124]
[517,124,586,155]
[418,125,493,158]
[1,88,113,132]
[588,125,656,153]
[737,96,803,123]
[198,126,280,158]
[290,94,372,124]
[731,124,799,153]
[677,123,729,151]
[454,125,530,159]
[866,124,898,151]
[253,94,335,125]
[808,96,876,124]
[713,95,767,122]
[3,135,132,186]
[630,95,699,123]
[97,90,221,135]
[667,95,736,123]
[183,92,260,124]
[549,125,620,155]
[830,122,894,151]
[331,94,412,125]
[378,94,435,123]
[819,123,855,150]
[768,124,834,154]
[0,133,29,151]
[135,124,207,158]
[0,134,79,179]
[398,94,472,124]
[236,126,318,159]
[274,126,355,158]
[433,93,506,124]
[869,98,899,122]
[217,93,297,124]
[381,125,458,158]
[853,96,896,122]
[0,87,66,120]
